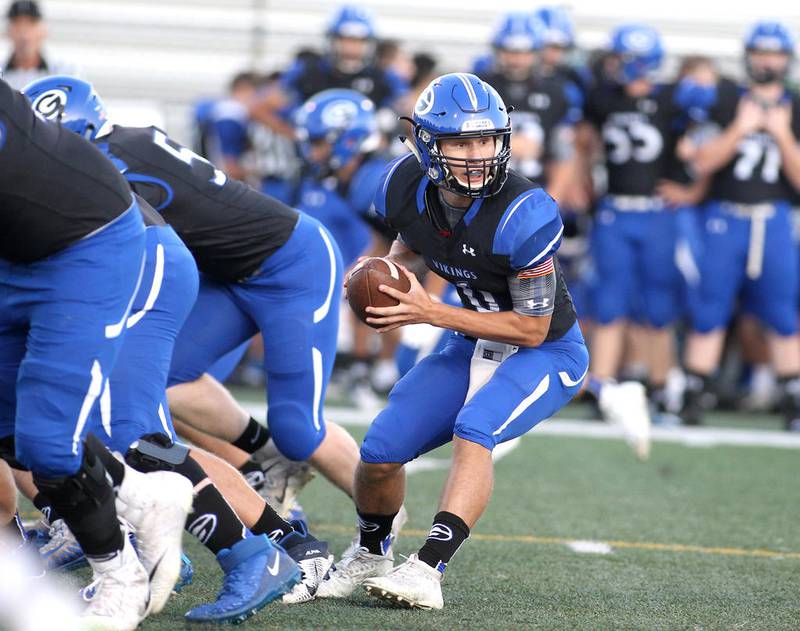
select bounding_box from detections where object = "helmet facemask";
[420,127,512,198]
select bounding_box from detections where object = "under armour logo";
[462,244,476,256]
[428,523,453,542]
[527,298,551,309]
[188,514,218,545]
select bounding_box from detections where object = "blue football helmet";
[744,20,795,84]
[295,88,379,176]
[534,6,575,48]
[402,73,512,198]
[491,12,543,52]
[22,75,108,140]
[610,24,664,83]
[327,5,375,40]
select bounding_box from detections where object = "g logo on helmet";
[623,30,654,53]
[31,89,68,121]
[415,86,436,116]
[321,100,359,129]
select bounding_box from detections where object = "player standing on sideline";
[0,75,192,630]
[317,73,588,609]
[477,11,580,203]
[680,21,800,430]
[251,4,408,143]
[578,24,692,455]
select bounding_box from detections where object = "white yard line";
[241,402,800,450]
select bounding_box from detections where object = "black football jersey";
[707,82,800,204]
[375,154,577,343]
[584,83,680,196]
[0,78,132,262]
[478,71,573,182]
[283,57,400,108]
[95,126,299,282]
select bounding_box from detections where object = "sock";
[238,459,262,480]
[232,417,270,454]
[250,503,294,541]
[32,492,60,524]
[357,510,396,555]
[777,374,800,428]
[417,511,470,573]
[584,375,607,400]
[186,480,248,555]
[85,433,125,488]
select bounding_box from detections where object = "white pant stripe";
[127,242,165,329]
[492,373,550,436]
[313,227,337,324]
[105,250,146,339]
[311,347,323,431]
[72,360,104,455]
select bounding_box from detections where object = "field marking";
[312,523,800,561]
[241,403,800,450]
[567,540,613,554]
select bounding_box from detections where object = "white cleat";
[81,531,150,631]
[114,466,193,615]
[282,552,336,604]
[363,554,444,610]
[599,381,652,461]
[244,439,315,518]
[316,546,394,599]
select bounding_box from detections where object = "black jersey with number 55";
[95,125,299,282]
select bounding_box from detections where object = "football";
[347,257,411,327]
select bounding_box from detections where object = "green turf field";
[35,402,799,631]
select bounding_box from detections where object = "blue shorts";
[92,225,199,453]
[168,213,343,461]
[0,204,145,477]
[590,199,682,327]
[689,200,798,335]
[362,321,588,463]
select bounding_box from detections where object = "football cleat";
[244,439,315,518]
[278,521,335,604]
[184,535,300,624]
[81,529,150,631]
[113,467,193,615]
[316,544,394,599]
[39,519,88,571]
[173,553,194,593]
[599,381,652,460]
[363,553,444,610]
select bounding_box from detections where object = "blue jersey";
[374,154,577,342]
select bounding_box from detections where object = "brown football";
[347,257,411,327]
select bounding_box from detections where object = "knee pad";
[0,435,27,471]
[268,403,324,461]
[125,433,205,485]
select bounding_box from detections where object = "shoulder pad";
[373,152,418,219]
[492,189,563,269]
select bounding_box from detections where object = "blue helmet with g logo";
[22,75,108,140]
[327,5,376,40]
[744,20,795,84]
[491,12,543,52]
[402,73,512,198]
[295,88,379,177]
[534,6,575,48]
[610,24,664,83]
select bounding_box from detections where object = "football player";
[0,74,192,630]
[317,73,588,609]
[681,21,800,429]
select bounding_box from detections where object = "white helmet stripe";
[456,73,479,110]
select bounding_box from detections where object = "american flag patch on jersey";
[517,256,554,279]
